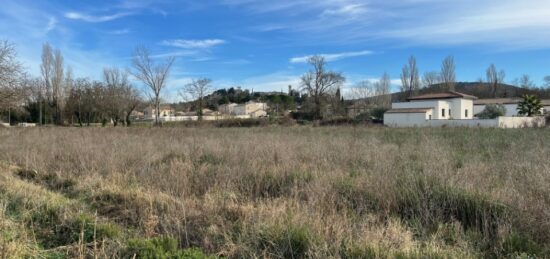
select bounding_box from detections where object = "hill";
[391,82,550,102]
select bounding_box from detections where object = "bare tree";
[41,43,66,125]
[400,55,420,99]
[486,64,505,98]
[376,72,392,108]
[422,71,441,88]
[351,80,376,111]
[514,74,535,89]
[300,56,345,119]
[0,40,23,115]
[103,68,129,126]
[441,55,456,91]
[180,78,213,121]
[544,76,550,89]
[131,46,174,125]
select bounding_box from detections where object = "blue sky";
[1,0,550,99]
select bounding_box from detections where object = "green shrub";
[340,244,378,259]
[371,107,388,121]
[125,237,212,259]
[394,177,509,240]
[475,104,506,119]
[258,224,313,259]
[502,232,542,257]
[319,117,357,126]
[214,118,269,128]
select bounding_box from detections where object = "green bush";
[475,104,506,119]
[340,244,378,259]
[394,177,509,240]
[502,232,542,257]
[371,107,388,121]
[258,224,313,259]
[319,117,357,126]
[125,237,212,259]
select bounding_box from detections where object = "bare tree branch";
[130,46,174,125]
[300,55,345,119]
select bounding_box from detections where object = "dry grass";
[0,126,549,258]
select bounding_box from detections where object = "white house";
[143,105,175,119]
[219,101,269,118]
[474,98,550,117]
[384,91,477,127]
[384,91,545,128]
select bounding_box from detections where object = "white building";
[385,91,477,127]
[474,98,550,117]
[384,91,545,128]
[143,105,175,119]
[219,101,269,118]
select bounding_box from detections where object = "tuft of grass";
[257,224,314,259]
[393,176,509,241]
[125,236,213,259]
[239,171,313,199]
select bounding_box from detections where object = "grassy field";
[0,126,549,258]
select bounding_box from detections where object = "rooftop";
[386,108,432,114]
[407,91,478,101]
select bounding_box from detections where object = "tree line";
[2,39,550,124]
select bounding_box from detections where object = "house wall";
[392,98,473,120]
[497,116,545,128]
[233,103,268,116]
[449,99,473,119]
[384,116,545,128]
[384,112,430,127]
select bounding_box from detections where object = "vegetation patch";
[256,224,314,259]
[239,171,313,199]
[14,169,76,196]
[332,179,380,215]
[393,176,509,241]
[124,236,213,259]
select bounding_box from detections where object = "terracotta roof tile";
[407,91,477,101]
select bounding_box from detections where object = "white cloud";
[161,39,226,49]
[321,4,368,17]
[224,0,550,49]
[150,50,199,59]
[290,50,373,63]
[65,11,133,22]
[45,17,57,33]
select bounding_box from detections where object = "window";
[449,109,452,117]
[441,109,445,117]
[429,115,432,120]
[465,109,468,118]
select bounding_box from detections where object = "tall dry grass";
[0,126,549,258]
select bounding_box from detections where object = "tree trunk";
[155,98,161,126]
[314,97,322,120]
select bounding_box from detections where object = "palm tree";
[517,95,543,117]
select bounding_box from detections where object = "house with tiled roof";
[384,91,477,127]
[383,91,545,128]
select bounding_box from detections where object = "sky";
[1,0,550,100]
